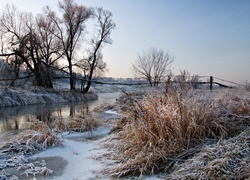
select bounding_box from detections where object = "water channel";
[0,92,121,139]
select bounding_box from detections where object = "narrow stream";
[0,92,120,137]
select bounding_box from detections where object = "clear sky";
[1,0,250,83]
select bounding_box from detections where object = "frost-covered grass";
[0,86,98,107]
[100,88,250,178]
[0,118,61,179]
[166,127,250,179]
[0,119,61,157]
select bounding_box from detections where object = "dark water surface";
[0,92,120,133]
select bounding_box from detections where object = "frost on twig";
[19,161,53,177]
[0,154,27,169]
[0,172,18,180]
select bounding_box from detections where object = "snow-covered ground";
[0,86,98,107]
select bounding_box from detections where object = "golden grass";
[93,102,116,112]
[67,114,102,132]
[102,89,250,178]
[54,113,102,133]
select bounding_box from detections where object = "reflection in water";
[0,92,120,132]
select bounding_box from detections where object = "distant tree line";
[0,0,115,93]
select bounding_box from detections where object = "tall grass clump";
[54,110,102,133]
[102,87,250,178]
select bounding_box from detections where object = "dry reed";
[54,113,102,133]
[93,102,116,112]
[101,88,250,178]
[67,114,102,132]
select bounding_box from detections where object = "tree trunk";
[68,60,75,90]
[83,41,102,93]
[34,68,53,88]
[84,77,91,93]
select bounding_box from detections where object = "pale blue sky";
[1,0,250,83]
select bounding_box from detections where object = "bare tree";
[46,0,92,90]
[0,5,25,86]
[132,47,174,87]
[0,4,62,88]
[1,2,115,91]
[80,7,116,93]
[35,12,63,87]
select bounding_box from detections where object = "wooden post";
[210,76,213,92]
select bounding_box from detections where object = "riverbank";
[0,86,98,107]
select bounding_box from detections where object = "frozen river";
[0,92,120,135]
[0,92,126,179]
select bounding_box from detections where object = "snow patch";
[104,110,119,115]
